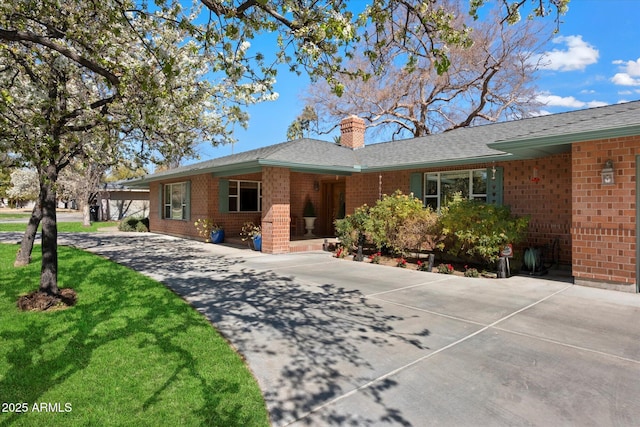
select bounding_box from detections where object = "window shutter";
[158,184,164,219]
[409,173,423,202]
[218,179,229,213]
[486,166,503,205]
[184,181,191,220]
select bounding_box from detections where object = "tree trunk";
[82,202,91,226]
[14,203,43,267]
[39,165,59,296]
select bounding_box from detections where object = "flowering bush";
[368,252,382,264]
[194,218,222,242]
[416,260,430,272]
[335,246,348,258]
[437,263,454,274]
[240,221,261,242]
[464,265,480,277]
[396,258,407,268]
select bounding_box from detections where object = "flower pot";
[252,235,262,251]
[303,216,316,237]
[210,229,225,244]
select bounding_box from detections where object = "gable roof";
[125,100,640,186]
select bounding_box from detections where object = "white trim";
[423,168,488,211]
[228,179,262,212]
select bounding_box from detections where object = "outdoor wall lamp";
[313,180,320,191]
[601,159,615,185]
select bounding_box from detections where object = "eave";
[360,153,515,173]
[489,124,640,158]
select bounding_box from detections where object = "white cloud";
[611,58,640,86]
[536,35,599,72]
[611,73,640,86]
[536,94,608,109]
[528,110,552,117]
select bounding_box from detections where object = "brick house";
[127,101,640,292]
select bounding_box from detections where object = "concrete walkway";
[4,231,640,426]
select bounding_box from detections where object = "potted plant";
[303,197,316,237]
[194,218,224,243]
[210,224,225,244]
[240,221,262,251]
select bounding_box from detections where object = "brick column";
[261,167,291,254]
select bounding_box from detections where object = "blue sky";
[194,0,640,161]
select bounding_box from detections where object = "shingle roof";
[356,100,640,169]
[126,100,640,186]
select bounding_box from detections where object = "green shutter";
[409,172,423,203]
[184,181,191,220]
[158,184,164,219]
[218,179,229,213]
[486,166,503,206]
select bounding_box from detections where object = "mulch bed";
[337,251,497,278]
[17,288,77,312]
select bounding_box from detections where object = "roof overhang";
[360,153,515,173]
[119,159,360,188]
[489,124,640,158]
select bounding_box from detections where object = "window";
[164,182,189,220]
[424,169,487,210]
[228,180,262,212]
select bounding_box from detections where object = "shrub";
[464,265,480,277]
[366,191,425,254]
[437,263,454,274]
[118,217,149,232]
[368,252,381,264]
[334,205,370,250]
[439,195,529,264]
[394,208,442,254]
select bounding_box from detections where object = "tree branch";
[0,29,121,88]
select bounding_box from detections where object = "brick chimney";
[340,115,365,149]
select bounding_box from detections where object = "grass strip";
[0,244,269,427]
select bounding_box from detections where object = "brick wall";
[345,156,572,265]
[503,154,572,265]
[149,172,263,242]
[571,136,639,291]
[213,172,263,238]
[148,174,213,240]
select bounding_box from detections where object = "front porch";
[223,235,340,253]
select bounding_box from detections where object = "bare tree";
[59,161,109,226]
[303,0,551,140]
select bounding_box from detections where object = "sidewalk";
[3,231,640,426]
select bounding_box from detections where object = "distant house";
[126,101,640,293]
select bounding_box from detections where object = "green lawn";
[0,222,116,233]
[0,213,31,219]
[0,244,269,427]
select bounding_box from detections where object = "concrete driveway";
[5,232,640,426]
